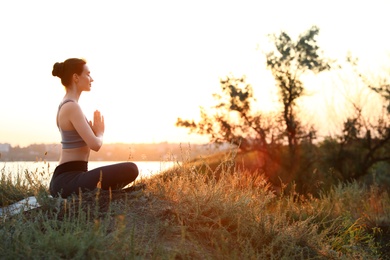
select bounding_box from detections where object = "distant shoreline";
[0,142,228,162]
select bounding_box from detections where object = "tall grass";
[0,153,389,259]
[0,161,50,207]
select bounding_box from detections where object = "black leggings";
[49,161,139,198]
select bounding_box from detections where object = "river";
[0,160,176,187]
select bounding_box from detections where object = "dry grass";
[0,153,389,259]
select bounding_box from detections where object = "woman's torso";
[57,99,90,164]
[59,146,90,164]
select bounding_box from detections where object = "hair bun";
[52,62,64,78]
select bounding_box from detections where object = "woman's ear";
[73,73,79,82]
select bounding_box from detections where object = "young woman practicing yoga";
[49,58,139,198]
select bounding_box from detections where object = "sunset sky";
[0,0,389,147]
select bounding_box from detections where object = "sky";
[0,0,389,147]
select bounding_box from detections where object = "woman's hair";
[52,58,87,86]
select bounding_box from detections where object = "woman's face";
[76,65,94,91]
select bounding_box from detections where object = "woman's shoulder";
[59,99,80,109]
[58,100,83,118]
[60,99,77,106]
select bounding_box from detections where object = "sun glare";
[0,1,389,147]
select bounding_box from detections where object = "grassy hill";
[1,150,389,259]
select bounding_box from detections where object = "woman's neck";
[64,87,81,102]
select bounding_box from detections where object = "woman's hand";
[89,110,105,137]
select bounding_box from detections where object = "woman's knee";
[125,162,139,178]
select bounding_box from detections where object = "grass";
[0,151,389,259]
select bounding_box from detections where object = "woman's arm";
[64,102,105,152]
[88,110,105,151]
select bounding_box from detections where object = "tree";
[325,58,390,181]
[266,26,332,156]
[176,75,277,152]
[176,26,334,195]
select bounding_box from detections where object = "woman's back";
[57,100,91,164]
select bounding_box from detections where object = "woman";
[49,58,139,198]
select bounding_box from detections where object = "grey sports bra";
[57,100,87,149]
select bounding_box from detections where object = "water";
[0,160,176,187]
